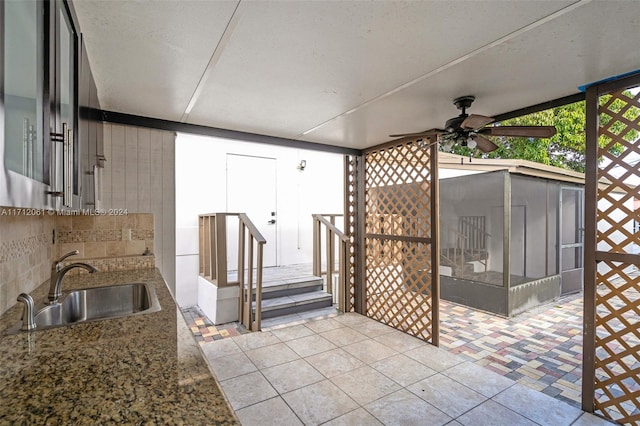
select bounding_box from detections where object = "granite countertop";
[0,268,239,425]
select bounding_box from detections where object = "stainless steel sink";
[8,282,161,333]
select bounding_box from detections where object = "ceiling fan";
[390,95,557,153]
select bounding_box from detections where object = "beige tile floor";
[201,312,613,426]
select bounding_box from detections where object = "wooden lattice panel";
[344,155,358,312]
[366,240,434,336]
[594,261,640,423]
[592,88,640,424]
[364,141,437,342]
[597,90,640,255]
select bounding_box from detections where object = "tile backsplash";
[55,214,154,260]
[0,210,155,315]
[0,214,55,316]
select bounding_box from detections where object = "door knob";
[268,219,276,225]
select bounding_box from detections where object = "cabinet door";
[2,0,46,183]
[1,0,81,209]
[51,0,78,207]
[79,37,95,209]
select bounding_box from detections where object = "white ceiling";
[73,0,640,150]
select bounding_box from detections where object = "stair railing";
[441,223,468,278]
[440,218,491,279]
[312,214,349,312]
[198,212,266,331]
[238,213,267,331]
[458,216,490,276]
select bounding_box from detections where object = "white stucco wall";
[174,133,344,307]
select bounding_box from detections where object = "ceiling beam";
[100,109,362,155]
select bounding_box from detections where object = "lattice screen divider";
[362,138,439,344]
[583,76,640,425]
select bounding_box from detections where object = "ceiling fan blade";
[461,114,494,130]
[389,128,446,138]
[478,126,557,138]
[471,134,499,153]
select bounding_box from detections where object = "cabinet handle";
[93,164,101,210]
[63,124,73,207]
[47,129,65,199]
[47,123,73,207]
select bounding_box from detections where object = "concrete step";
[253,290,333,319]
[452,263,475,277]
[257,275,324,300]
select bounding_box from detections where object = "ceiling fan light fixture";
[467,137,477,149]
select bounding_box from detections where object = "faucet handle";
[56,250,79,264]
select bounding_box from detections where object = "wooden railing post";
[199,217,204,276]
[313,216,321,277]
[235,213,266,332]
[248,235,254,328]
[338,241,346,312]
[330,215,337,288]
[238,221,248,328]
[326,226,334,296]
[209,216,216,280]
[215,214,227,286]
[312,214,349,312]
[255,243,263,331]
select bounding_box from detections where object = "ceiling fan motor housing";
[453,95,475,111]
[446,95,476,132]
[445,115,467,133]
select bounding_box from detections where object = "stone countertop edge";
[0,267,239,425]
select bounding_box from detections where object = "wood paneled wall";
[101,123,176,294]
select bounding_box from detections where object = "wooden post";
[356,155,366,314]
[215,214,227,286]
[238,222,248,328]
[430,139,440,347]
[313,217,321,276]
[247,236,254,330]
[338,241,346,312]
[581,84,599,413]
[255,243,263,331]
[326,226,334,295]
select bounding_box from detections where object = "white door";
[226,154,277,268]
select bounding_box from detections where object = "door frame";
[558,186,585,295]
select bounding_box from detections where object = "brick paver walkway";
[439,293,584,407]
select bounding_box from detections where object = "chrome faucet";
[48,250,98,304]
[17,293,36,331]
